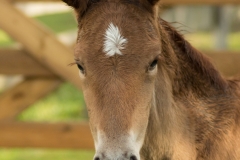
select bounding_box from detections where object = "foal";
[62,0,240,159]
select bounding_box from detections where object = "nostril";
[130,155,138,160]
[94,157,100,160]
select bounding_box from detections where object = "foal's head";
[63,0,164,159]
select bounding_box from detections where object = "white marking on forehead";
[103,23,127,57]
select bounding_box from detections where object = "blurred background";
[0,1,239,160]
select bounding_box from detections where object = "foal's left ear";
[142,0,161,13]
[147,0,161,6]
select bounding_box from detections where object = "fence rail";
[11,0,240,5]
[0,49,54,76]
[0,0,82,90]
[0,122,94,149]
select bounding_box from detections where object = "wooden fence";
[0,0,239,150]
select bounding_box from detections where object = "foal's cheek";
[82,90,99,133]
[131,93,152,143]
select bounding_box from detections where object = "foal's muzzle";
[93,151,139,160]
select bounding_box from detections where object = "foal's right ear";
[62,0,89,16]
[62,0,81,9]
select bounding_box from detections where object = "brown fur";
[63,0,240,159]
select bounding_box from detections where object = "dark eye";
[77,64,85,74]
[148,59,158,71]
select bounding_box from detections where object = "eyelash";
[69,62,85,74]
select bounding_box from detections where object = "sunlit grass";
[0,30,14,47]
[18,83,87,122]
[185,32,214,50]
[229,32,240,51]
[185,31,240,51]
[0,149,94,160]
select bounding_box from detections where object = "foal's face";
[64,0,161,159]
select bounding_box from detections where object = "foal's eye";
[77,64,85,74]
[148,59,158,71]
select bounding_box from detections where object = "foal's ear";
[147,0,161,6]
[62,0,91,16]
[142,0,161,13]
[62,0,82,9]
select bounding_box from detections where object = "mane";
[159,19,228,95]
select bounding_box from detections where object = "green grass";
[0,149,94,160]
[35,11,77,33]
[18,83,87,122]
[0,30,14,47]
[185,32,215,50]
[185,32,240,51]
[229,32,240,51]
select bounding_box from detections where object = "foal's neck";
[160,19,228,97]
[141,19,231,160]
